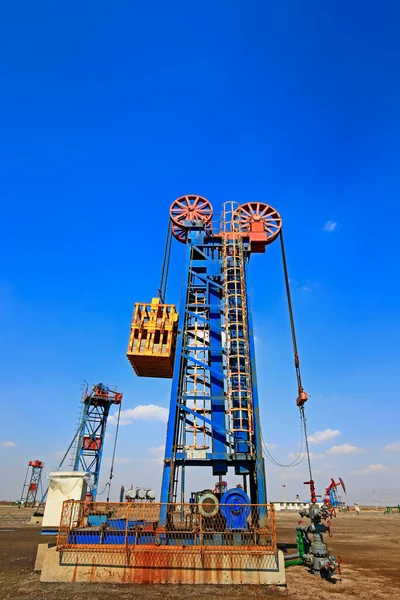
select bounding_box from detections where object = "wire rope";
[261,229,313,480]
[279,228,313,481]
[105,402,122,502]
[158,219,172,303]
[261,412,306,468]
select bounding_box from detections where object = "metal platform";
[37,500,285,585]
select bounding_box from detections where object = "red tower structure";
[20,460,44,506]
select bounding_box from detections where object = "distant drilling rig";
[70,383,123,499]
[20,460,43,506]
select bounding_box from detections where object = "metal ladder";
[221,202,254,455]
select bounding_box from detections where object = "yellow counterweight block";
[127,298,178,378]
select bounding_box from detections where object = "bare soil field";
[0,506,399,600]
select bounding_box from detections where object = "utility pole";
[282,483,287,510]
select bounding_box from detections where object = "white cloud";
[308,429,340,444]
[384,442,400,452]
[322,220,337,233]
[300,283,311,292]
[327,444,364,455]
[288,278,316,293]
[109,404,168,426]
[320,462,335,471]
[147,446,165,465]
[264,443,278,449]
[1,441,17,448]
[148,445,165,457]
[354,464,390,475]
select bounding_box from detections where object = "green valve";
[296,527,305,557]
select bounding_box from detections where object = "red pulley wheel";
[236,202,282,244]
[170,195,213,243]
[170,195,213,227]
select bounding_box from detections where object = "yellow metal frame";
[127,298,178,378]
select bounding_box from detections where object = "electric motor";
[220,488,251,530]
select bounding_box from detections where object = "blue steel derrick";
[73,383,122,499]
[158,198,282,524]
[160,224,227,517]
[48,195,343,583]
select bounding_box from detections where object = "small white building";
[272,500,323,512]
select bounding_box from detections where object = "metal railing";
[57,501,277,559]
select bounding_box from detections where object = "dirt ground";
[0,506,399,600]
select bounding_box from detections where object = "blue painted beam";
[186,310,223,332]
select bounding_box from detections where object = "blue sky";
[1,1,399,506]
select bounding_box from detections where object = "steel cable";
[105,402,122,501]
[279,229,313,481]
[262,412,306,468]
[158,219,172,303]
[261,229,313,479]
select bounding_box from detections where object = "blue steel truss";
[161,205,267,518]
[73,384,122,499]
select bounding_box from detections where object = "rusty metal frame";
[57,500,277,560]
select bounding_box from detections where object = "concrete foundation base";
[35,543,53,571]
[38,546,286,585]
